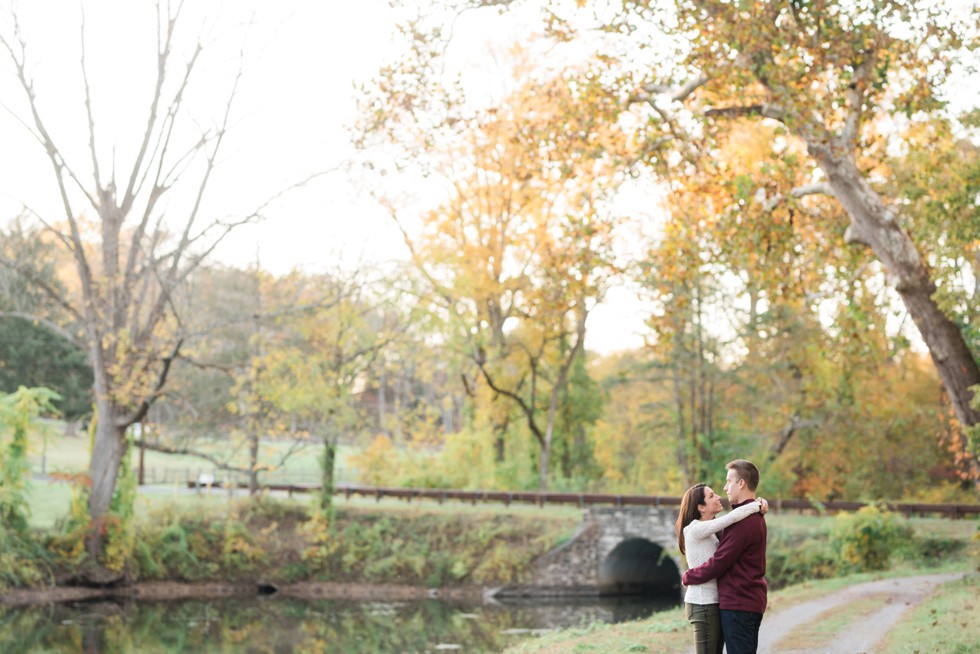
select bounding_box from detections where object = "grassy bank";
[6,493,583,590]
[128,497,581,587]
[879,573,980,653]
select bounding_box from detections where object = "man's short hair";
[727,459,760,491]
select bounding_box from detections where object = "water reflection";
[0,591,681,653]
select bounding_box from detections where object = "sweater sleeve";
[682,516,754,586]
[683,501,761,542]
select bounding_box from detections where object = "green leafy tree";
[255,268,401,517]
[0,387,58,533]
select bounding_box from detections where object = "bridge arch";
[598,537,681,595]
[513,507,685,597]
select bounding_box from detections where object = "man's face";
[724,468,744,504]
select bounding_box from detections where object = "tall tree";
[384,0,980,473]
[0,4,310,582]
[361,63,629,490]
[255,267,401,517]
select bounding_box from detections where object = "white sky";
[4,1,967,357]
[0,0,652,355]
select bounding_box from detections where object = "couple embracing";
[676,459,768,654]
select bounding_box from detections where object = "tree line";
[0,0,977,584]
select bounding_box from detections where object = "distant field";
[29,425,358,484]
[25,476,587,530]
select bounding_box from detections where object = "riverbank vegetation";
[3,492,583,592]
[3,481,976,595]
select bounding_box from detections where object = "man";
[682,459,768,654]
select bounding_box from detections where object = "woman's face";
[698,486,724,519]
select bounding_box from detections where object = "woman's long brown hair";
[675,483,707,555]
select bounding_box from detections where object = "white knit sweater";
[682,501,762,605]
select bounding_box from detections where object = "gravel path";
[757,572,963,654]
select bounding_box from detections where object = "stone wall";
[493,506,682,597]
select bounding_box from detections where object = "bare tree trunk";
[85,398,127,584]
[494,429,506,463]
[540,385,560,492]
[814,150,980,432]
[378,365,388,436]
[320,435,337,521]
[248,427,260,495]
[138,422,146,487]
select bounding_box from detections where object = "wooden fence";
[184,479,980,520]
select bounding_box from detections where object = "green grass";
[501,569,980,654]
[25,475,585,531]
[24,480,73,530]
[504,610,691,654]
[29,426,358,483]
[878,573,980,653]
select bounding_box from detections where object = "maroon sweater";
[681,499,768,614]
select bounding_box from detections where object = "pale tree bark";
[810,146,980,431]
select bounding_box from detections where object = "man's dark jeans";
[720,609,763,654]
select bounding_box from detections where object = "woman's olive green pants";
[685,602,724,654]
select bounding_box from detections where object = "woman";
[675,483,767,654]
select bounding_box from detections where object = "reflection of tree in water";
[1,598,518,653]
[0,593,681,652]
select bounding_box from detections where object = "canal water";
[0,591,682,653]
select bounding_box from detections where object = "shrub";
[767,539,840,588]
[0,527,51,589]
[831,505,913,572]
[221,520,267,577]
[900,536,966,565]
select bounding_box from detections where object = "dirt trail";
[756,572,963,654]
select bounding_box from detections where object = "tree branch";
[841,54,875,146]
[0,256,83,323]
[791,183,832,198]
[640,74,709,103]
[704,103,785,122]
[0,311,83,347]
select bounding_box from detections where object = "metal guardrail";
[185,481,980,520]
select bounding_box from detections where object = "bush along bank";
[1,497,581,594]
[766,504,974,589]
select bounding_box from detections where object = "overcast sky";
[0,0,652,354]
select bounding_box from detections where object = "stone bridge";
[495,506,683,598]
